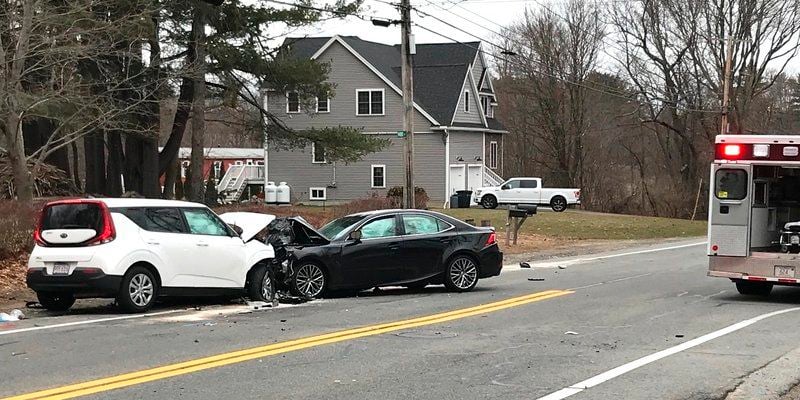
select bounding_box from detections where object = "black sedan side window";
[360,217,397,239]
[403,215,444,235]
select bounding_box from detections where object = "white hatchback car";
[27,198,275,313]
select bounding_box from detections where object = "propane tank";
[276,182,291,204]
[265,181,277,204]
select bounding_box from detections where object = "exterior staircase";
[483,166,504,187]
[216,164,264,203]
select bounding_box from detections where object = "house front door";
[449,165,466,195]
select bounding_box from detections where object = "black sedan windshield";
[319,215,365,240]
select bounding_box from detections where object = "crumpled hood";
[219,212,276,242]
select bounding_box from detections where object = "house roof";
[159,147,265,159]
[282,36,505,131]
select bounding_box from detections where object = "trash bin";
[456,190,473,208]
[450,194,459,209]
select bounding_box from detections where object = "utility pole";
[400,0,415,209]
[721,35,734,135]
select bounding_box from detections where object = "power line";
[264,0,367,19]
[411,7,640,100]
[412,21,720,113]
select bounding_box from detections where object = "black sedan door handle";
[388,242,401,251]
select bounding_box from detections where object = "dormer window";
[464,91,470,113]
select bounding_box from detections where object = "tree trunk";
[70,142,82,190]
[189,6,206,202]
[106,131,124,196]
[163,157,179,199]
[6,115,34,201]
[83,132,107,195]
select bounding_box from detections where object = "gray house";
[265,35,506,205]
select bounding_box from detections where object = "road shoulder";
[727,345,800,400]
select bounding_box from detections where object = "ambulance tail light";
[723,144,742,158]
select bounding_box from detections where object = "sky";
[281,0,530,56]
[274,0,800,76]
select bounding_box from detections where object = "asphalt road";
[3,239,800,400]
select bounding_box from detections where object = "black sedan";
[266,210,503,298]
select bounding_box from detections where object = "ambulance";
[709,134,800,296]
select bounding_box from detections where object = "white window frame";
[488,141,498,169]
[309,187,327,201]
[488,103,494,118]
[286,91,300,114]
[464,91,470,113]
[371,164,386,188]
[312,142,327,164]
[316,94,330,113]
[355,89,385,116]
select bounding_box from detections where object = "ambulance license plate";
[775,265,795,278]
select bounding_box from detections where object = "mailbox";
[506,204,537,246]
[509,204,537,218]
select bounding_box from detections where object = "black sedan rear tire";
[37,292,75,312]
[444,255,479,292]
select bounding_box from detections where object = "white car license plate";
[775,265,795,278]
[52,263,70,276]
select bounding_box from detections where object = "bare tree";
[1,0,160,201]
[500,0,605,188]
[607,0,800,216]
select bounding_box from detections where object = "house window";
[312,142,326,164]
[287,91,300,113]
[371,165,386,188]
[488,141,498,169]
[212,161,222,180]
[309,187,327,201]
[356,89,384,116]
[317,93,330,113]
[464,91,470,112]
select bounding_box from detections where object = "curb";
[726,346,800,400]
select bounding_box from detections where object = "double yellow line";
[4,289,571,400]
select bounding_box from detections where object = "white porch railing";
[217,165,264,202]
[483,166,504,187]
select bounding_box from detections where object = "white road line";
[0,309,183,336]
[503,241,707,271]
[568,273,653,291]
[536,306,800,400]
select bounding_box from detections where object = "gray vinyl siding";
[267,41,433,132]
[267,133,446,203]
[485,132,503,177]
[448,131,484,165]
[452,79,483,125]
[472,53,485,87]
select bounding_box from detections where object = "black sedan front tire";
[444,255,479,292]
[292,262,327,299]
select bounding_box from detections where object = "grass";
[439,208,707,240]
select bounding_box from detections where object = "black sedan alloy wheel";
[444,256,479,292]
[293,263,326,299]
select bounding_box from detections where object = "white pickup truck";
[473,177,581,212]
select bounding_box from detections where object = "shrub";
[213,203,331,228]
[0,201,38,261]
[332,193,392,219]
[386,186,429,209]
